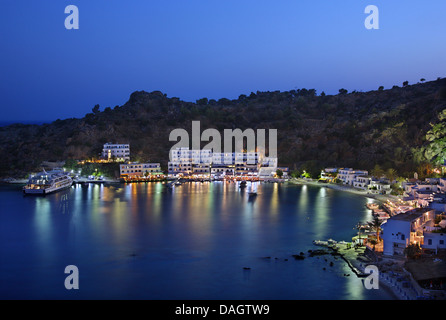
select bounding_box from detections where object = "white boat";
[23,168,73,195]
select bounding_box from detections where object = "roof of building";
[390,208,434,222]
[415,190,436,195]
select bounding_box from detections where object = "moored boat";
[23,168,73,195]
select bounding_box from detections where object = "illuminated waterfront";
[0,182,395,299]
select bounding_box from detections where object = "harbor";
[0,180,398,300]
[311,238,445,300]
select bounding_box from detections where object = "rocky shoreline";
[311,240,412,300]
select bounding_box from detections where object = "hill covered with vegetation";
[1,78,446,179]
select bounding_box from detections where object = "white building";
[382,208,436,256]
[337,168,369,185]
[368,179,391,194]
[259,157,279,178]
[168,148,212,176]
[353,176,371,190]
[120,163,163,178]
[102,143,130,162]
[423,232,446,253]
[320,168,338,181]
[167,148,276,178]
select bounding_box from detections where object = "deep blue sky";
[1,1,446,122]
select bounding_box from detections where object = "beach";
[289,178,397,204]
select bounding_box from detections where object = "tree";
[104,106,112,114]
[417,162,433,179]
[276,169,283,178]
[218,98,231,105]
[378,86,384,91]
[196,98,208,105]
[403,81,409,87]
[92,104,100,114]
[417,109,446,166]
[404,243,422,260]
[385,168,398,182]
[290,170,302,178]
[64,159,78,170]
[339,88,348,95]
[367,216,384,243]
[420,78,426,83]
[371,164,384,178]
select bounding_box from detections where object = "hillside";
[1,78,446,179]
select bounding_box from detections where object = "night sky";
[1,1,445,122]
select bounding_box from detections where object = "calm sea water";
[0,182,395,300]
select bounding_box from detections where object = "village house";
[320,168,338,182]
[337,168,368,186]
[368,179,392,194]
[382,208,436,256]
[353,176,371,190]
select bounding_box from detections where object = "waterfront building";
[320,168,338,182]
[167,148,276,179]
[368,179,391,195]
[192,164,211,177]
[168,148,212,176]
[235,163,258,177]
[382,208,436,256]
[210,164,234,177]
[102,143,130,162]
[120,163,163,179]
[337,168,369,185]
[257,157,278,179]
[353,176,371,190]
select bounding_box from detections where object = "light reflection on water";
[0,182,392,300]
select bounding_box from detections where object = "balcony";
[411,232,424,246]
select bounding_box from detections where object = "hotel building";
[167,148,277,178]
[102,143,130,162]
[120,163,164,179]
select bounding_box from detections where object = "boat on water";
[23,168,73,195]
